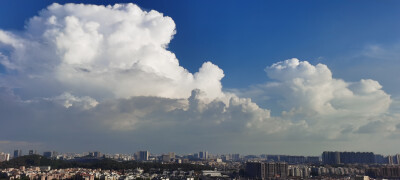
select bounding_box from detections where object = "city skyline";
[1,149,400,159]
[1,0,400,155]
[2,149,400,166]
[2,149,400,179]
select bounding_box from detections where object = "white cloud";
[0,3,278,153]
[47,92,98,109]
[0,3,224,101]
[237,58,393,140]
[0,3,398,154]
[264,58,391,116]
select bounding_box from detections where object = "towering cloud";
[0,3,398,154]
[0,3,224,100]
[263,58,391,116]
[240,58,393,139]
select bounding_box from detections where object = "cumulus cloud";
[263,58,391,116]
[0,3,277,153]
[236,58,394,139]
[0,3,398,154]
[0,3,224,101]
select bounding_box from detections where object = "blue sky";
[0,1,400,155]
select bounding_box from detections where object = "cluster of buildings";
[245,162,400,179]
[245,162,367,179]
[4,149,400,166]
[0,165,234,180]
[366,166,400,178]
[3,149,400,179]
[322,151,375,164]
[255,154,320,164]
[309,166,365,177]
[245,162,288,179]
[243,151,400,179]
[1,149,242,165]
[375,154,400,165]
[322,151,400,165]
[8,149,59,159]
[0,166,196,180]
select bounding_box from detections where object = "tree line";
[0,155,212,172]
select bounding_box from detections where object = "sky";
[0,0,400,156]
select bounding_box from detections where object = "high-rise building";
[94,151,102,158]
[134,152,140,160]
[245,162,265,179]
[374,154,386,164]
[265,162,276,178]
[29,149,38,155]
[139,151,149,161]
[285,156,306,164]
[89,152,95,157]
[367,166,400,178]
[13,149,22,158]
[266,162,288,178]
[323,151,375,164]
[160,152,175,162]
[28,150,37,155]
[322,151,340,164]
[0,152,10,162]
[387,155,394,165]
[276,162,288,178]
[168,152,175,159]
[199,151,208,160]
[232,154,240,161]
[393,154,400,165]
[162,154,171,162]
[222,154,231,161]
[43,151,52,158]
[87,151,101,158]
[340,152,374,164]
[246,162,288,179]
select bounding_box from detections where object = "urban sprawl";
[1,150,400,179]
